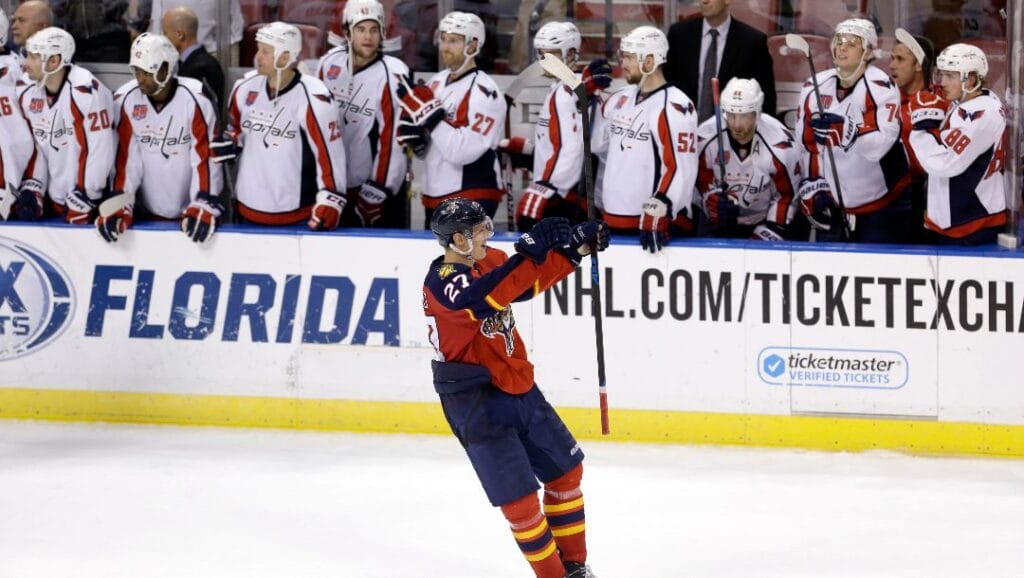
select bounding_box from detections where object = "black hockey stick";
[785,33,852,240]
[539,53,610,435]
[711,77,730,205]
[502,60,543,232]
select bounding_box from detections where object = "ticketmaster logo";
[757,347,908,389]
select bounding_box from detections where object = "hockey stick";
[502,60,543,231]
[784,33,852,240]
[539,53,610,436]
[710,77,729,198]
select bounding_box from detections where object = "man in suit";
[161,6,225,108]
[665,0,776,122]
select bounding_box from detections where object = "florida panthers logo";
[480,307,516,357]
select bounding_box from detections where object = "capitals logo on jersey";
[481,307,516,357]
[132,104,148,120]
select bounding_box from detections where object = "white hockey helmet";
[255,21,302,68]
[833,18,877,52]
[936,42,988,94]
[534,21,581,64]
[721,78,764,116]
[343,0,385,31]
[25,27,76,67]
[438,11,485,51]
[620,25,669,69]
[0,10,8,47]
[130,33,179,89]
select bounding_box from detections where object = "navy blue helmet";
[431,198,490,247]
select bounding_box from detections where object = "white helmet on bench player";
[343,0,385,32]
[535,21,581,66]
[130,33,179,92]
[721,77,764,119]
[256,21,302,69]
[25,27,75,86]
[438,11,485,76]
[620,25,668,82]
[936,42,988,96]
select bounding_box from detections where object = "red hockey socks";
[500,492,565,578]
[543,463,587,564]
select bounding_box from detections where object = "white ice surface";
[1,421,1023,578]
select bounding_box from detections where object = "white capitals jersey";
[227,71,346,222]
[796,65,908,213]
[593,84,698,227]
[18,65,115,206]
[533,80,583,195]
[421,68,506,208]
[316,49,408,194]
[0,52,23,87]
[696,114,801,226]
[0,81,46,193]
[112,77,222,219]
[908,89,1008,237]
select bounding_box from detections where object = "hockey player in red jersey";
[19,27,115,225]
[696,78,800,240]
[103,33,223,244]
[216,22,347,230]
[396,11,506,225]
[517,21,611,232]
[889,29,945,244]
[908,43,1008,245]
[795,18,910,243]
[317,0,410,228]
[593,25,698,253]
[423,197,607,578]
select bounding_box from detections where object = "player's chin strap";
[38,57,68,88]
[452,42,480,78]
[835,56,868,85]
[448,237,475,257]
[961,74,983,97]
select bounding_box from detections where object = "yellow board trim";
[1,388,1023,458]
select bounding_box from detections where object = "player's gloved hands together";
[751,222,786,241]
[95,193,134,243]
[798,178,838,231]
[565,220,609,263]
[516,181,557,231]
[810,112,856,149]
[308,190,347,231]
[908,90,948,131]
[181,192,224,243]
[211,139,241,163]
[64,187,95,225]
[704,190,739,228]
[397,77,446,132]
[356,181,389,227]
[639,193,672,253]
[13,179,44,220]
[582,59,613,96]
[397,115,429,158]
[514,216,572,263]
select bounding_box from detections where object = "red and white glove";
[639,193,672,253]
[355,181,389,227]
[181,192,224,243]
[308,190,347,231]
[499,136,534,156]
[908,90,948,131]
[95,193,134,243]
[516,181,557,231]
[64,187,96,225]
[582,59,612,96]
[397,77,446,132]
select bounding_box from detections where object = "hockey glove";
[809,112,856,149]
[211,139,241,163]
[516,181,558,231]
[397,77,446,132]
[704,191,739,228]
[564,220,610,263]
[639,193,672,253]
[308,190,347,231]
[908,90,948,131]
[582,59,613,96]
[514,216,572,263]
[499,136,533,156]
[13,180,44,221]
[95,194,134,243]
[751,222,786,242]
[355,181,389,227]
[65,187,95,225]
[798,178,838,231]
[397,116,429,158]
[181,192,224,243]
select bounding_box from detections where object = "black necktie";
[699,29,719,123]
